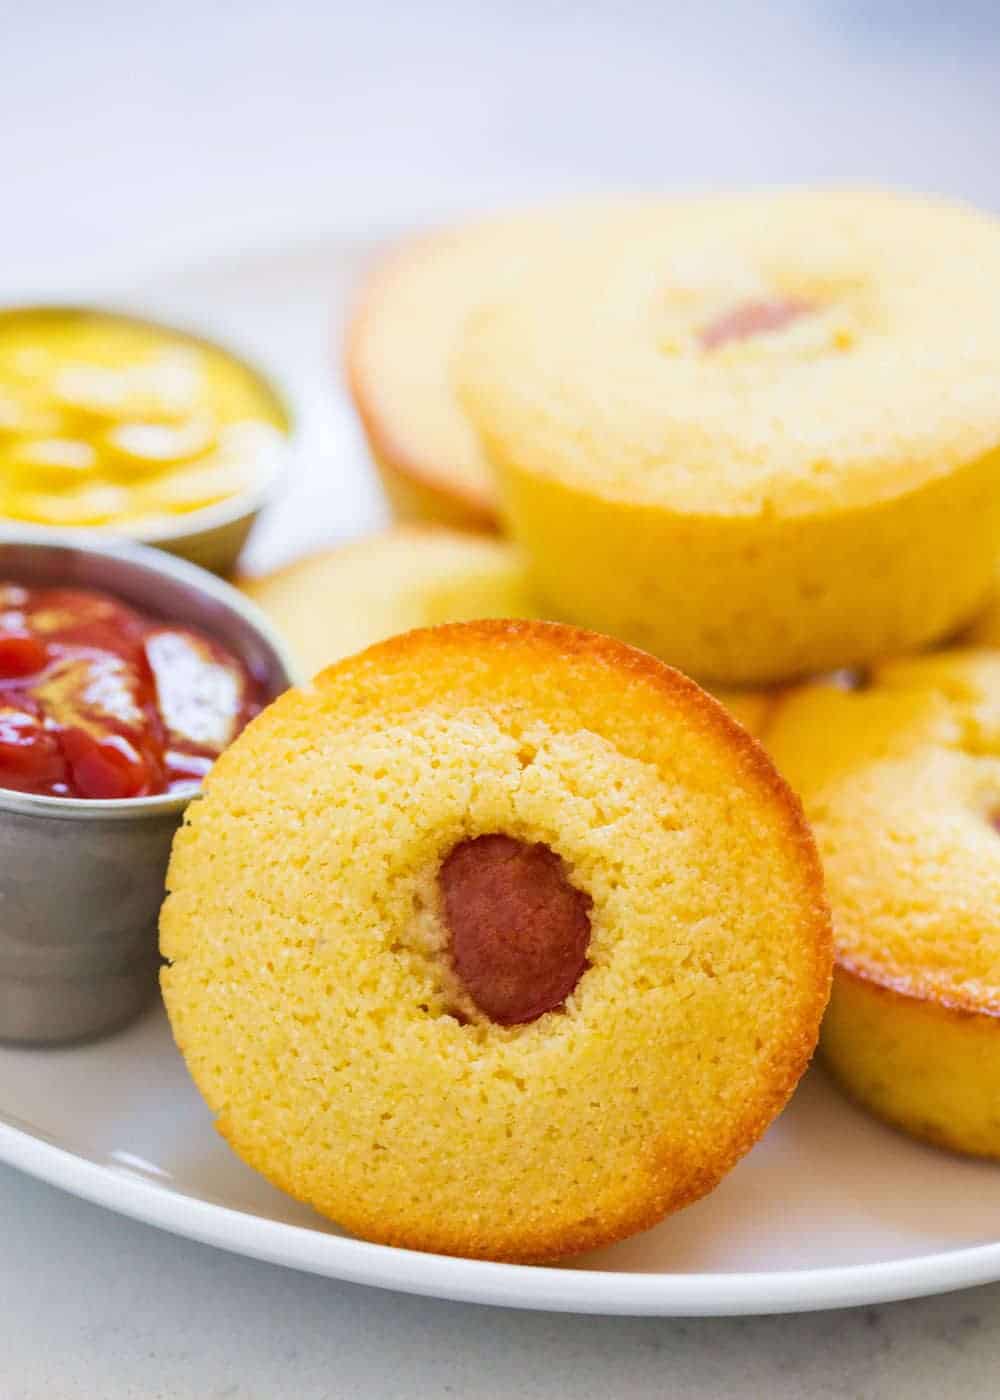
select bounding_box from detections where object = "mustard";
[0,308,288,530]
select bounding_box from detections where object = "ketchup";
[0,582,264,799]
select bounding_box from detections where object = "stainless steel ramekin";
[0,531,295,1045]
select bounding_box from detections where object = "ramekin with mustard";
[0,307,290,572]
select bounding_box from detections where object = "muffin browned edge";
[342,232,502,534]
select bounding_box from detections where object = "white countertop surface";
[4,2,1000,1394]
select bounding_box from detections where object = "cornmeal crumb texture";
[161,621,830,1261]
[458,190,1000,684]
[768,650,1000,1157]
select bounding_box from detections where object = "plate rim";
[3,1112,1000,1316]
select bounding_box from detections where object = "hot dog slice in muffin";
[768,651,1000,1157]
[458,190,1000,685]
[161,621,830,1261]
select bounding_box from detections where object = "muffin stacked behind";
[162,621,830,1261]
[345,200,654,532]
[456,191,1000,685]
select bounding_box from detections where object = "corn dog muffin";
[768,650,1000,1157]
[238,526,774,734]
[458,190,1000,685]
[344,202,651,532]
[161,621,830,1261]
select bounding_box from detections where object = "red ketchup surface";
[0,582,264,800]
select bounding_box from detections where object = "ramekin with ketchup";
[0,531,293,1046]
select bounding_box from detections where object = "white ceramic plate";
[2,233,1000,1316]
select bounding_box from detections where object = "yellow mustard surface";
[0,308,288,530]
